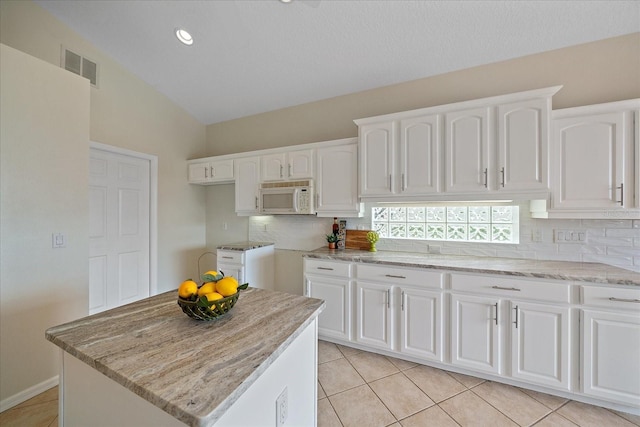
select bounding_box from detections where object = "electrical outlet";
[554,229,587,244]
[276,386,288,427]
[52,233,66,248]
[531,229,543,242]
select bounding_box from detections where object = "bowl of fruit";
[177,271,248,320]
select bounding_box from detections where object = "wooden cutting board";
[345,230,373,250]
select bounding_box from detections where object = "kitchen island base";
[59,318,318,427]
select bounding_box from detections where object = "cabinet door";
[288,149,314,180]
[235,157,261,215]
[445,107,491,193]
[510,301,570,390]
[552,111,632,210]
[498,99,549,191]
[356,282,392,350]
[450,293,501,374]
[399,114,441,195]
[305,276,351,341]
[261,153,286,181]
[210,159,234,181]
[188,162,210,183]
[315,144,361,216]
[400,287,442,361]
[582,309,640,406]
[359,122,396,197]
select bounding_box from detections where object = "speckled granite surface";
[216,241,274,251]
[304,248,640,286]
[46,288,324,427]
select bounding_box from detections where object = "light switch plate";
[52,233,66,248]
[554,229,587,244]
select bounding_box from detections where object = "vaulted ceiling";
[36,0,640,125]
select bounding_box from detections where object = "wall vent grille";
[61,47,98,87]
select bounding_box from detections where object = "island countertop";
[304,248,640,286]
[45,287,324,427]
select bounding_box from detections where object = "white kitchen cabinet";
[400,286,443,361]
[304,259,353,341]
[217,244,274,291]
[315,141,363,217]
[510,300,570,390]
[445,107,491,193]
[188,159,234,184]
[261,148,313,182]
[358,121,396,197]
[356,281,393,351]
[357,114,442,200]
[450,293,501,374]
[549,100,638,217]
[450,273,572,389]
[234,156,261,216]
[581,285,640,407]
[497,98,550,191]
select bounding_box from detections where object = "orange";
[178,280,198,299]
[197,282,216,296]
[216,276,239,297]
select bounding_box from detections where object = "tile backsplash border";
[249,201,640,272]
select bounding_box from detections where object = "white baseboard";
[0,376,59,413]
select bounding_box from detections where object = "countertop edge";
[302,251,640,286]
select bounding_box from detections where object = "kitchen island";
[46,287,324,427]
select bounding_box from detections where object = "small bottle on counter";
[332,217,339,235]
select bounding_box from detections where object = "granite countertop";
[45,288,324,427]
[216,241,274,251]
[304,248,640,286]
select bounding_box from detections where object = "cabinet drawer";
[356,264,443,289]
[451,273,570,303]
[304,259,352,278]
[217,250,244,264]
[582,285,640,310]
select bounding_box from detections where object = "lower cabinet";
[450,293,501,375]
[302,258,639,412]
[581,285,640,407]
[510,301,570,390]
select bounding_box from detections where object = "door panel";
[90,148,150,314]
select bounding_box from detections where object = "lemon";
[197,282,216,296]
[216,276,239,297]
[204,292,224,302]
[178,280,198,299]
[204,270,219,277]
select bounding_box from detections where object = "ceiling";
[36,0,639,125]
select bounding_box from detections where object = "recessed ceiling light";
[280,0,293,3]
[175,28,193,46]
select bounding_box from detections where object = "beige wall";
[1,44,90,406]
[0,0,207,406]
[206,32,640,155]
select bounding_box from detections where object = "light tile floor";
[1,341,638,427]
[317,340,640,427]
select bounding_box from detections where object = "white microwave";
[259,181,315,215]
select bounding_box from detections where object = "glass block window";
[372,205,519,244]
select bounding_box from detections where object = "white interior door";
[89,147,150,314]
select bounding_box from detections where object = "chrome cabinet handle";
[221,256,233,259]
[288,163,292,177]
[279,165,283,178]
[609,297,640,303]
[401,291,405,311]
[513,305,519,329]
[385,274,406,279]
[616,183,624,205]
[255,196,258,209]
[317,267,334,271]
[389,174,392,190]
[387,289,390,308]
[494,302,499,325]
[500,167,505,187]
[492,286,521,292]
[483,168,488,188]
[402,173,405,192]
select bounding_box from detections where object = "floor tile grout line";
[469,386,549,427]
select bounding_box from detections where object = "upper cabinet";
[532,99,639,219]
[356,86,561,202]
[315,139,363,217]
[187,159,234,184]
[234,156,261,216]
[261,148,314,182]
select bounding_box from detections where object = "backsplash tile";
[248,201,640,272]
